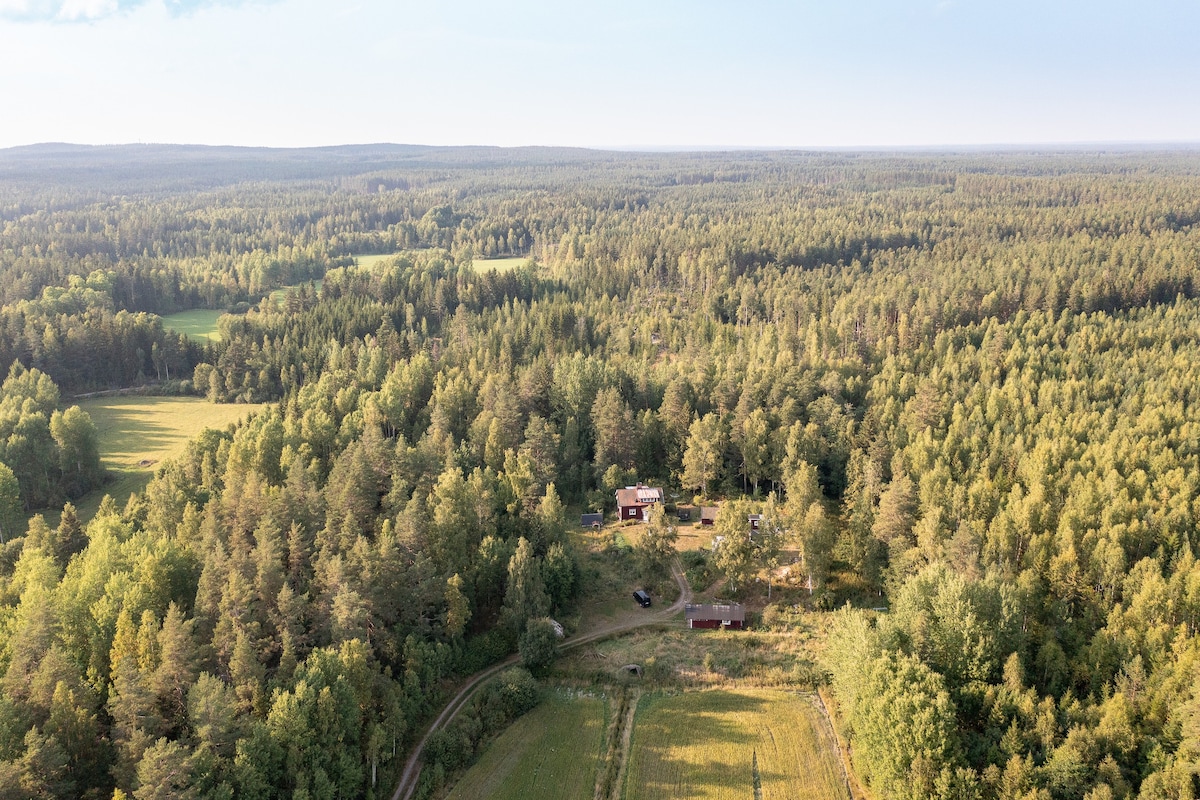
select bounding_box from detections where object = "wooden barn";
[615,484,664,521]
[685,603,746,630]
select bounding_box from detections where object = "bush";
[683,549,714,589]
[519,618,560,676]
[481,667,540,720]
[459,627,517,674]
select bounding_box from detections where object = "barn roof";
[685,603,746,622]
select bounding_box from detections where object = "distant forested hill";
[0,144,1199,799]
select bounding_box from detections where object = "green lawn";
[446,694,605,800]
[51,397,263,526]
[623,690,849,800]
[161,309,224,343]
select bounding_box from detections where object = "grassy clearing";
[59,397,262,525]
[623,690,849,800]
[445,693,605,800]
[565,524,680,637]
[268,279,323,307]
[555,622,823,690]
[160,309,224,343]
[472,256,531,273]
[354,253,400,269]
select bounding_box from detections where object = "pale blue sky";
[0,0,1195,149]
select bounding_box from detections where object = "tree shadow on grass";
[625,691,790,799]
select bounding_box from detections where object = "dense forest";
[1,143,1200,799]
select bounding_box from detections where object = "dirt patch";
[137,459,156,468]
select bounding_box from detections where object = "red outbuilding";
[685,603,746,630]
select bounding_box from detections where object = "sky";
[0,0,1196,149]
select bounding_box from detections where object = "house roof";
[685,603,746,623]
[615,488,642,508]
[636,486,663,503]
[700,506,719,519]
[581,513,603,526]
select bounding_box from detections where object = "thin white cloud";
[56,0,118,20]
[0,0,270,22]
[0,0,59,20]
[0,0,132,20]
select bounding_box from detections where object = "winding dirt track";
[389,559,693,800]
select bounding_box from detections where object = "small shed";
[700,507,718,526]
[748,514,761,534]
[581,513,604,528]
[685,603,746,630]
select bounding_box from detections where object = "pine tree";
[152,604,198,733]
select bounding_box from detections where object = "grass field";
[446,693,605,800]
[473,256,531,273]
[354,253,399,269]
[622,690,849,800]
[268,279,323,307]
[161,309,224,343]
[61,397,263,524]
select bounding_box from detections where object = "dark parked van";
[633,589,652,608]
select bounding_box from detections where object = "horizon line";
[4,140,1200,155]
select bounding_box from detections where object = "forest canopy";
[0,143,1199,799]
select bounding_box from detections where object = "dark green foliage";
[518,618,560,676]
[420,667,539,786]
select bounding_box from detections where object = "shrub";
[519,618,560,676]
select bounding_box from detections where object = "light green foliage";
[851,652,962,800]
[0,464,18,543]
[503,537,549,632]
[634,506,678,581]
[681,413,725,496]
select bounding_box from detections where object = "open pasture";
[446,693,605,800]
[354,253,399,269]
[161,309,224,342]
[69,396,263,522]
[473,256,531,273]
[622,690,848,800]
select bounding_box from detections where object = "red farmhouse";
[615,484,664,521]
